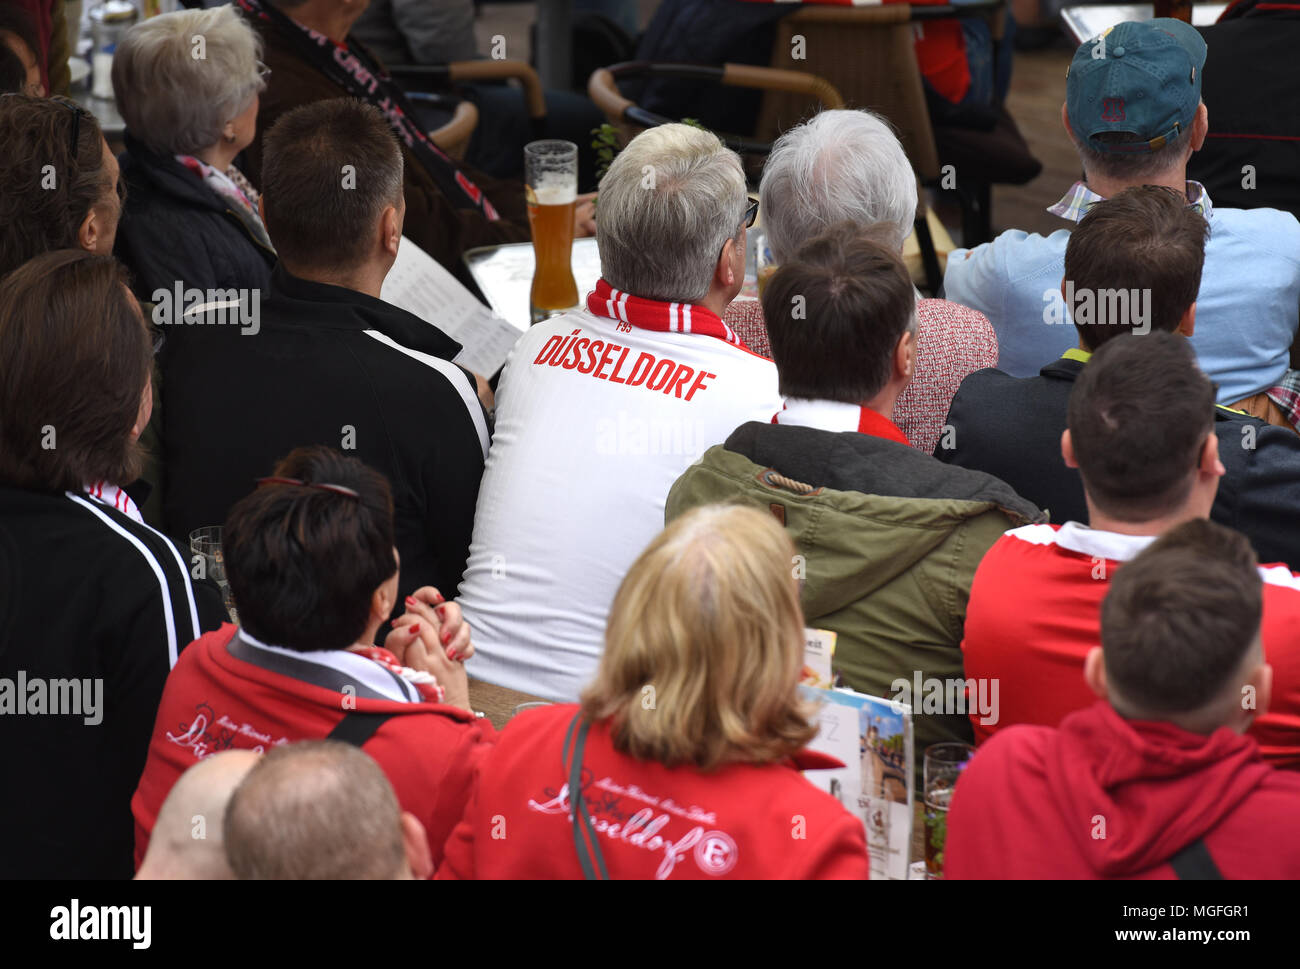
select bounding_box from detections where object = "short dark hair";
[0,42,26,94]
[223,446,398,653]
[261,99,404,273]
[0,250,151,491]
[1101,519,1261,716]
[224,740,406,879]
[1064,185,1208,350]
[0,95,117,278]
[1067,331,1215,521]
[761,220,915,403]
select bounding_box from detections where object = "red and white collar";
[772,398,910,446]
[84,481,144,524]
[587,278,745,348]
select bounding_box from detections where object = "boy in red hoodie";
[946,517,1300,879]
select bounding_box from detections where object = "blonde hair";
[581,504,817,770]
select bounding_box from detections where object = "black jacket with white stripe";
[158,265,490,601]
[0,486,227,878]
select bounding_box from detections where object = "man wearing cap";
[943,19,1300,427]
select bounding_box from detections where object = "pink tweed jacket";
[724,297,999,455]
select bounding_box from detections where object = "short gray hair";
[112,5,264,156]
[1071,115,1198,183]
[760,109,918,263]
[596,123,748,303]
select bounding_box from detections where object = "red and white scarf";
[587,278,746,348]
[773,398,910,446]
[348,645,446,705]
[84,481,144,524]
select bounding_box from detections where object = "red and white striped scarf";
[348,645,446,704]
[586,278,746,348]
[84,481,144,524]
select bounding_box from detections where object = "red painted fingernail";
[435,604,446,617]
[447,648,457,661]
[441,629,451,645]
[409,623,420,634]
[433,591,445,605]
[405,596,417,606]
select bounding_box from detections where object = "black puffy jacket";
[114,131,277,303]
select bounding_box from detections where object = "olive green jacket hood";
[666,421,1045,763]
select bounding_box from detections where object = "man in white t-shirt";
[457,123,781,701]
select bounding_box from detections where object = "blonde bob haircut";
[581,503,817,771]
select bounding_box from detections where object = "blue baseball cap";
[1066,19,1206,154]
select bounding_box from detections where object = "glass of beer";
[190,526,238,624]
[923,742,975,879]
[525,140,579,325]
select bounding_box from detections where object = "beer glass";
[923,742,975,879]
[190,526,238,624]
[525,140,579,324]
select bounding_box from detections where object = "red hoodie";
[436,703,870,880]
[132,625,496,870]
[945,702,1300,879]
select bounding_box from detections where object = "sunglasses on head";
[255,476,361,499]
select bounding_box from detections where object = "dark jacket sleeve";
[1214,419,1300,571]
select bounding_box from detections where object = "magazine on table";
[799,629,915,880]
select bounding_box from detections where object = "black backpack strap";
[326,711,396,748]
[1169,838,1224,880]
[562,712,608,880]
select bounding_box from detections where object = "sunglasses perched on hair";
[255,476,361,499]
[51,96,89,162]
[743,195,759,229]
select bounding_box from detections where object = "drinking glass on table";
[524,139,580,325]
[923,742,975,879]
[190,526,238,623]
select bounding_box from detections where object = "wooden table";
[1060,3,1227,44]
[468,677,550,730]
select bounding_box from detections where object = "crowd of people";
[2,3,1300,881]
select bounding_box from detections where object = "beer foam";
[531,173,576,206]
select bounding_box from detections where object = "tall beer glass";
[923,742,975,879]
[525,140,580,324]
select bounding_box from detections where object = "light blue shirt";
[943,183,1300,403]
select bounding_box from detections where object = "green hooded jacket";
[666,421,1045,777]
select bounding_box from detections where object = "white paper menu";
[381,236,524,377]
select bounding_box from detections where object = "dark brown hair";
[223,447,398,653]
[0,250,151,491]
[0,94,117,278]
[761,220,915,403]
[1101,518,1261,715]
[1064,185,1208,350]
[1067,331,1215,522]
[261,99,404,273]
